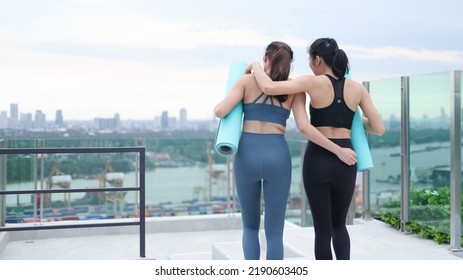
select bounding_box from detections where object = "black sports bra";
[309,74,355,129]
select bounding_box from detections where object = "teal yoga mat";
[351,108,373,171]
[214,61,247,157]
[347,71,374,171]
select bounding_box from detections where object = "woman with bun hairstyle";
[248,38,384,260]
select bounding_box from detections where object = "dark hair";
[308,38,349,78]
[264,41,293,102]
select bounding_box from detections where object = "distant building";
[34,110,47,130]
[8,103,19,129]
[10,103,18,121]
[20,113,33,130]
[94,114,121,131]
[0,111,7,129]
[179,108,187,129]
[114,113,121,128]
[55,110,64,127]
[161,111,168,129]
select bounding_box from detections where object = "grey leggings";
[234,132,292,260]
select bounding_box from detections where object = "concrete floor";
[1,214,462,260]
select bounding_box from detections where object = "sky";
[0,0,462,121]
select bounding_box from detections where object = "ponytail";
[265,41,294,102]
[332,49,349,78]
[309,38,349,79]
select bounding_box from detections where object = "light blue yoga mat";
[214,61,247,157]
[346,71,374,171]
[351,108,374,171]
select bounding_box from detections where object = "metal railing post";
[138,146,146,258]
[400,76,410,233]
[362,170,371,219]
[227,155,236,215]
[135,138,144,217]
[300,141,308,227]
[0,139,5,227]
[361,82,371,220]
[34,139,45,224]
[450,70,462,251]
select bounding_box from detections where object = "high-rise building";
[8,103,19,129]
[55,110,64,127]
[0,111,7,129]
[114,113,121,128]
[34,110,46,130]
[161,111,168,129]
[10,103,18,121]
[94,114,121,131]
[179,108,187,129]
[20,113,33,130]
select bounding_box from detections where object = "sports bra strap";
[325,74,345,99]
[252,92,284,109]
[251,92,265,104]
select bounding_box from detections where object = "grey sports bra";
[243,93,290,127]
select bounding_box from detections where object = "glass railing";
[1,142,145,225]
[0,137,311,227]
[368,70,463,246]
[408,72,452,234]
[366,77,402,216]
[2,70,461,245]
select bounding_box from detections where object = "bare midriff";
[242,120,285,134]
[316,126,351,139]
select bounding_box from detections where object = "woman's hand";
[246,61,261,74]
[336,147,357,166]
[245,64,253,74]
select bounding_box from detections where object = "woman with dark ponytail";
[249,37,385,260]
[215,41,357,260]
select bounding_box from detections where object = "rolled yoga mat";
[351,108,374,171]
[214,61,247,157]
[346,71,374,171]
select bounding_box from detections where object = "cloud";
[0,45,229,120]
[1,0,462,121]
[14,8,270,51]
[346,45,463,65]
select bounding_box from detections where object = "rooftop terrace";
[1,214,461,260]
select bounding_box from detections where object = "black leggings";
[303,139,357,260]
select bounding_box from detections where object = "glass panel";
[407,72,451,238]
[0,121,299,225]
[367,77,402,218]
[142,137,236,217]
[3,145,143,224]
[2,136,311,226]
[286,140,308,226]
[460,70,463,239]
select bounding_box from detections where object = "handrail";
[0,145,146,258]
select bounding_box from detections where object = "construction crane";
[46,166,72,208]
[205,141,226,201]
[98,161,125,215]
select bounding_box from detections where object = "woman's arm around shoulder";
[292,92,357,166]
[249,61,314,96]
[214,75,248,118]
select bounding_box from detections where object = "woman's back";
[308,74,362,139]
[241,74,294,135]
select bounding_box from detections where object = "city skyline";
[0,0,462,120]
[0,102,193,121]
[0,100,454,134]
[0,102,219,132]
